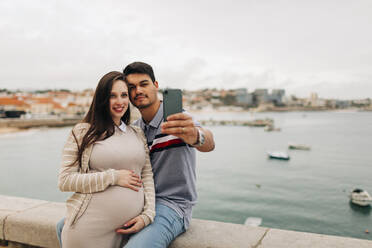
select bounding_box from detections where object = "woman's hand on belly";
[117,169,142,191]
[115,215,145,235]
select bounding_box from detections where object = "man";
[56,62,215,247]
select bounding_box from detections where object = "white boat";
[288,144,311,150]
[244,217,262,227]
[267,151,290,160]
[349,189,372,206]
[264,124,281,132]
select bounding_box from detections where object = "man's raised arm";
[161,112,215,152]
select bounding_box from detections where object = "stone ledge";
[261,228,372,248]
[169,219,268,248]
[0,195,48,241]
[1,195,372,248]
[4,202,64,248]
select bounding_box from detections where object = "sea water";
[1,111,371,240]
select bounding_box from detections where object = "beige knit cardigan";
[58,123,155,227]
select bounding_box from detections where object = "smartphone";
[163,89,182,121]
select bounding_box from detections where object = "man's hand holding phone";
[161,88,204,148]
[161,113,199,145]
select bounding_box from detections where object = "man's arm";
[160,112,215,152]
[195,127,214,152]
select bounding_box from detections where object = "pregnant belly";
[86,186,145,228]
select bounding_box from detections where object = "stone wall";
[1,195,372,248]
[0,118,80,129]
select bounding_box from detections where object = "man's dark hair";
[123,62,156,82]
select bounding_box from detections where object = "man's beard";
[135,102,153,109]
[131,95,153,109]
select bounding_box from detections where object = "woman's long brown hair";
[71,71,130,167]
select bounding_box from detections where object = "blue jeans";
[55,203,185,248]
[123,203,185,248]
[56,217,64,248]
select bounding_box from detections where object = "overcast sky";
[1,0,371,99]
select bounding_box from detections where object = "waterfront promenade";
[1,195,372,248]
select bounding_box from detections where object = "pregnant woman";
[58,71,155,248]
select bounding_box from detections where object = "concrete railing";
[1,195,372,248]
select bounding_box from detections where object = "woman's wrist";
[139,214,151,226]
[111,169,119,185]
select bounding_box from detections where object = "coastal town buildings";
[0,97,30,112]
[0,88,371,118]
[29,98,63,116]
[0,89,93,118]
[285,95,306,107]
[253,89,270,105]
[306,93,326,108]
[271,89,286,106]
[235,88,254,106]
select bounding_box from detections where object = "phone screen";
[163,89,182,121]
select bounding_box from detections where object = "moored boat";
[267,151,290,160]
[244,217,262,227]
[349,189,372,206]
[288,144,311,150]
[264,124,281,132]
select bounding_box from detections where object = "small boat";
[264,124,281,132]
[288,144,311,150]
[267,151,290,160]
[349,189,372,206]
[244,217,262,227]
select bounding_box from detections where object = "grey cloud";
[0,0,371,99]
